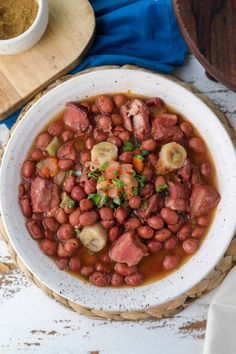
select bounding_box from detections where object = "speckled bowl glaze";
[1,69,236,312]
[0,0,49,55]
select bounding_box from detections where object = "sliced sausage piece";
[63,102,89,133]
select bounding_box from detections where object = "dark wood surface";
[172,0,236,91]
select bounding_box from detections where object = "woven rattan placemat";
[0,65,235,321]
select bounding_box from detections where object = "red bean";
[81,265,94,277]
[160,207,179,225]
[97,114,112,132]
[111,273,124,286]
[90,271,110,287]
[141,139,157,151]
[101,253,111,263]
[80,151,91,164]
[64,175,76,193]
[201,162,212,178]
[119,151,133,163]
[164,236,178,250]
[63,238,80,256]
[140,184,155,197]
[79,211,98,226]
[177,224,192,241]
[26,219,44,239]
[168,223,182,233]
[58,159,74,170]
[141,166,153,181]
[84,179,97,194]
[154,228,171,241]
[107,136,122,147]
[95,262,109,273]
[108,226,121,242]
[148,153,158,166]
[19,195,32,217]
[69,256,81,271]
[192,226,205,239]
[79,198,94,211]
[57,223,75,240]
[125,217,141,230]
[119,131,130,142]
[35,132,52,148]
[61,130,74,142]
[85,137,95,150]
[183,238,199,254]
[101,220,115,229]
[41,239,58,256]
[125,273,143,286]
[43,217,60,232]
[197,216,209,227]
[71,185,86,202]
[155,176,166,189]
[113,94,127,107]
[180,121,193,137]
[147,216,164,230]
[147,240,163,253]
[111,113,123,126]
[69,208,81,226]
[113,126,124,136]
[129,196,141,209]
[189,137,206,154]
[97,95,114,114]
[146,97,163,108]
[137,225,154,239]
[31,148,46,161]
[54,208,68,224]
[115,263,138,276]
[47,120,64,136]
[115,207,128,224]
[99,207,113,221]
[163,255,180,270]
[18,184,25,198]
[56,258,69,270]
[44,230,54,240]
[22,160,35,178]
[64,205,76,215]
[81,102,91,111]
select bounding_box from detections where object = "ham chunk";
[57,141,76,161]
[63,102,89,133]
[31,176,60,213]
[152,114,183,142]
[190,184,220,217]
[165,181,190,212]
[109,231,148,266]
[120,99,150,141]
[137,194,162,219]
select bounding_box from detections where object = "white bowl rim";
[0,0,45,44]
[1,68,236,312]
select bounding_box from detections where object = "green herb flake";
[136,174,146,187]
[67,170,74,176]
[123,141,134,152]
[100,194,109,206]
[140,199,148,211]
[88,171,100,180]
[74,228,81,235]
[98,175,106,182]
[132,187,139,196]
[134,154,144,161]
[112,178,126,188]
[122,191,128,199]
[67,197,76,209]
[88,193,101,206]
[101,161,109,171]
[74,170,82,177]
[113,170,119,176]
[156,183,169,193]
[141,150,150,157]
[113,196,121,205]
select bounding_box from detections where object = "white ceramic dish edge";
[1,69,236,312]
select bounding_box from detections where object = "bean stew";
[19,93,220,287]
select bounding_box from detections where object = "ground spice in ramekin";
[0,0,39,40]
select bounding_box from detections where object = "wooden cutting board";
[0,0,95,120]
[172,0,236,92]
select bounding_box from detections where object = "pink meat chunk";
[190,184,220,217]
[31,176,60,213]
[137,194,163,220]
[109,231,148,267]
[165,181,190,212]
[57,141,76,161]
[63,102,89,133]
[152,114,183,142]
[120,99,150,141]
[178,159,192,181]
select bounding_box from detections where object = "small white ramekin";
[0,0,49,55]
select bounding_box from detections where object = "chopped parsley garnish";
[88,193,101,206]
[98,175,106,182]
[132,187,139,196]
[141,150,150,157]
[67,170,74,176]
[74,228,81,235]
[134,154,144,161]
[112,178,126,188]
[113,196,122,205]
[122,191,128,199]
[132,171,145,187]
[67,197,76,209]
[101,161,109,171]
[123,141,134,152]
[100,194,109,206]
[88,171,100,180]
[156,183,169,193]
[140,199,148,211]
[113,170,119,176]
[74,169,82,177]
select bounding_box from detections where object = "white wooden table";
[0,55,236,354]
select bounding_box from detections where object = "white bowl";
[0,0,49,55]
[1,69,236,312]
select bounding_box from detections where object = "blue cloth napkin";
[3,0,187,129]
